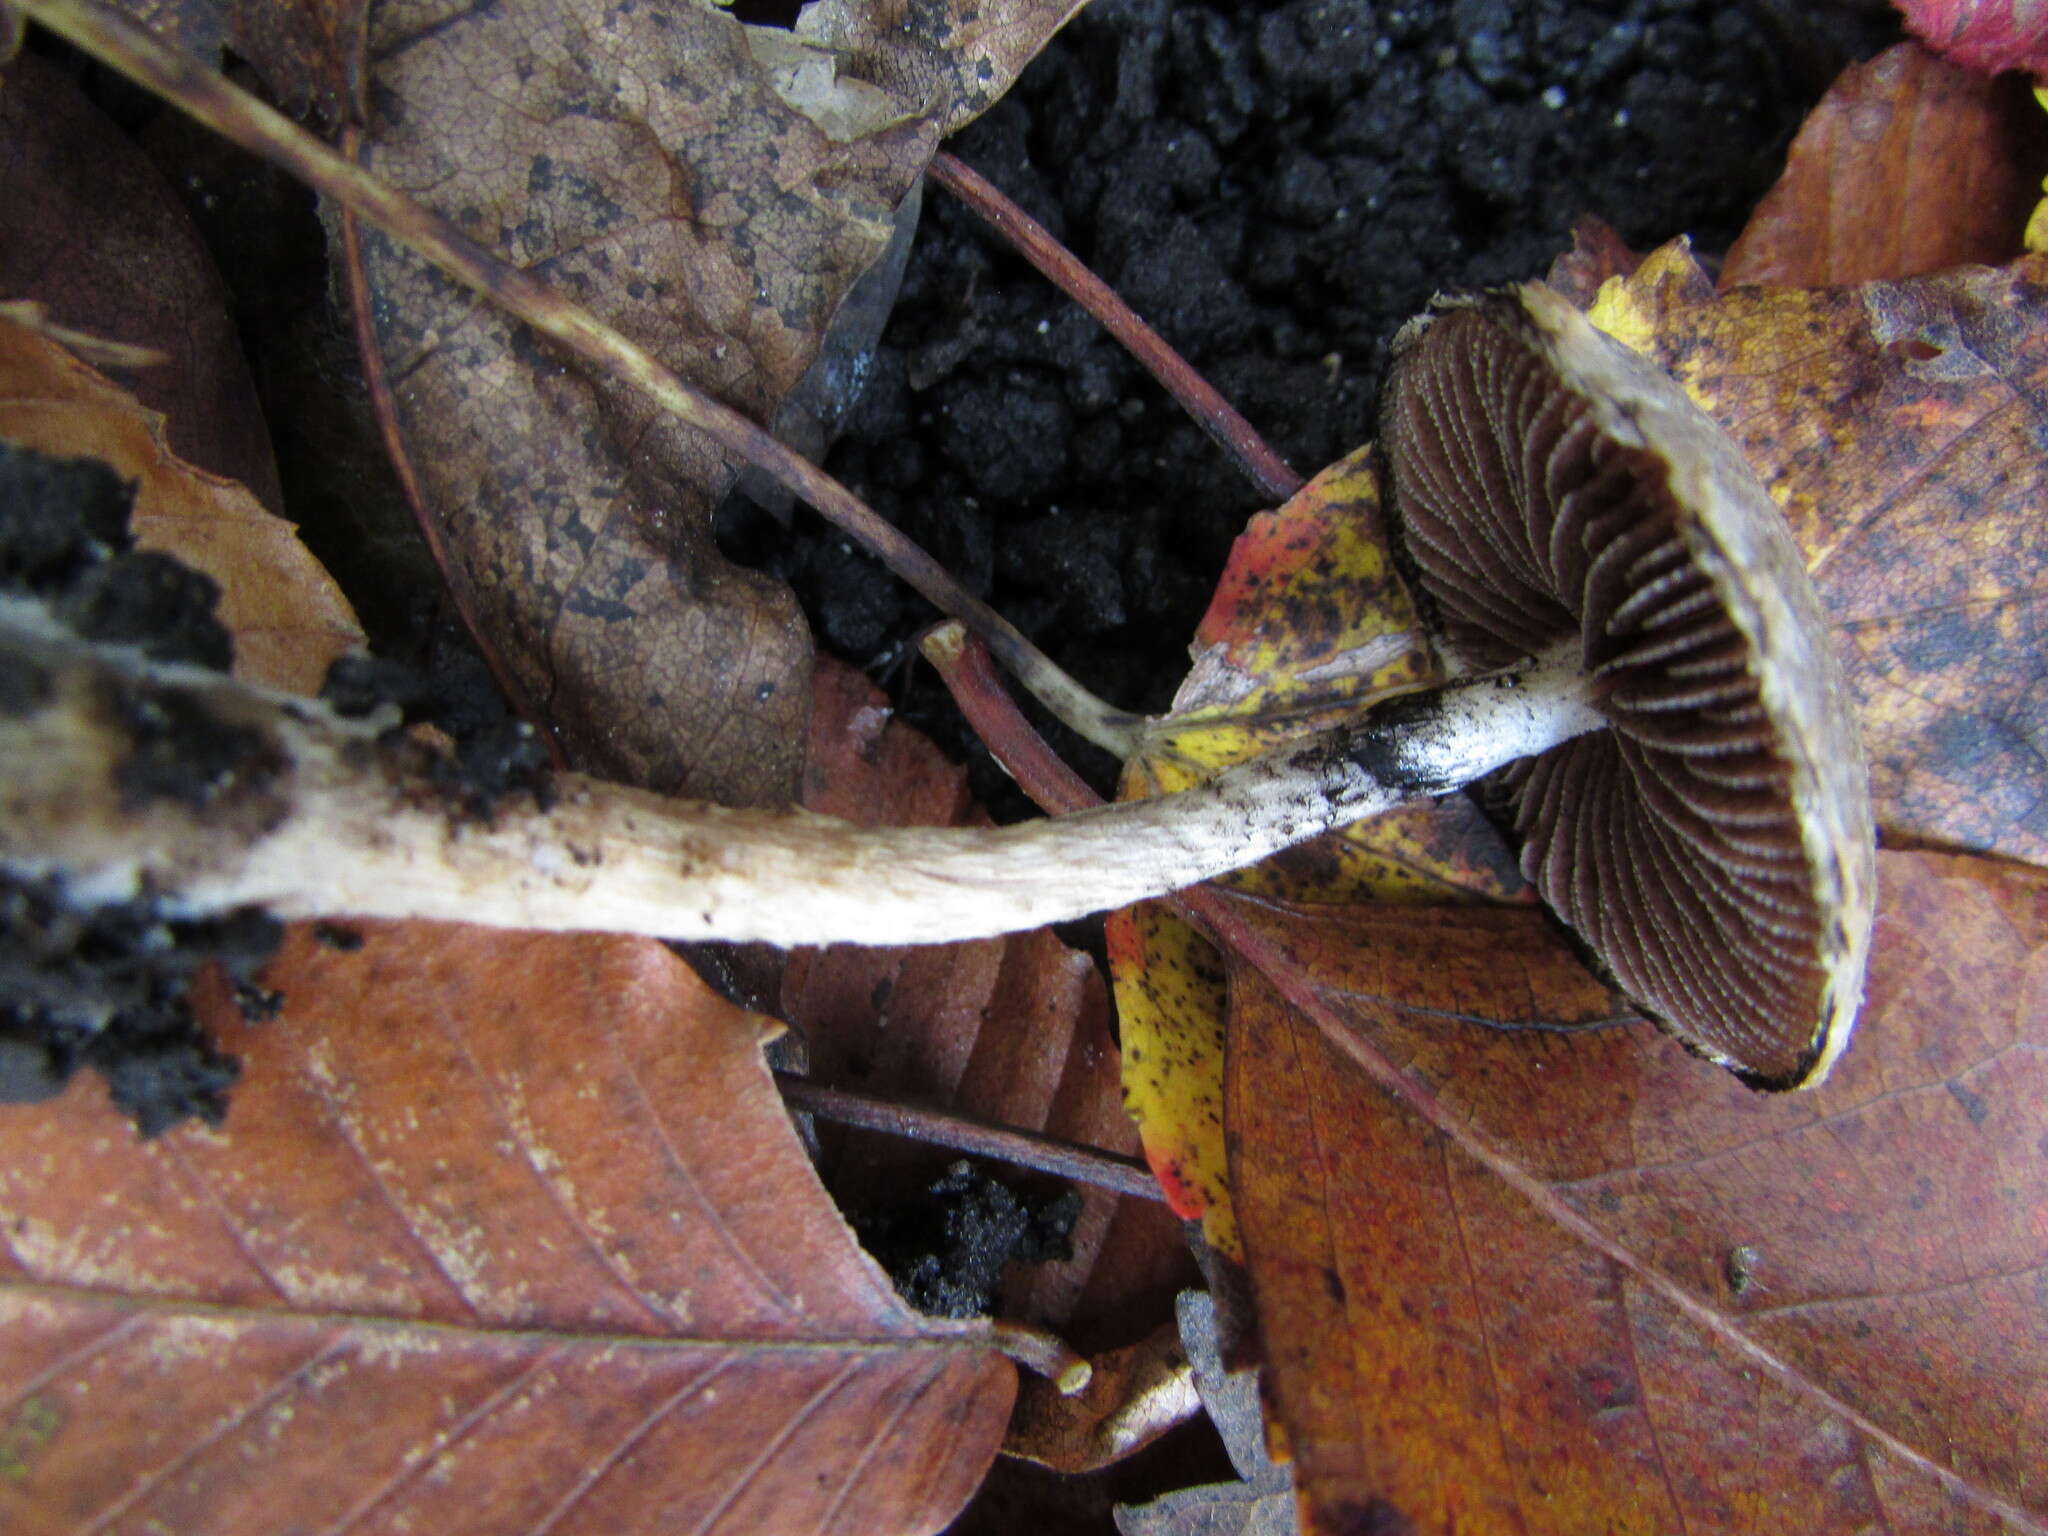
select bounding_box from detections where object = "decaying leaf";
[0,312,361,692]
[1721,42,2048,288]
[789,660,1196,1343]
[1591,246,2048,862]
[791,0,1088,136]
[0,51,280,507]
[1112,1292,1298,1536]
[1005,1315,1199,1476]
[1226,850,2047,1534]
[344,0,1079,805]
[0,922,1013,1535]
[1109,449,1529,1254]
[110,0,368,121]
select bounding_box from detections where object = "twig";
[989,1319,1092,1395]
[17,0,1145,759]
[773,1071,1165,1203]
[930,151,1305,505]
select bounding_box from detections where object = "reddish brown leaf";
[789,660,1197,1348]
[1222,852,2047,1534]
[0,312,362,693]
[1543,215,1642,307]
[0,51,280,507]
[1722,43,2048,288]
[0,922,1012,1534]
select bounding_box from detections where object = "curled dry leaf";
[344,0,1079,805]
[1005,1316,1199,1476]
[1226,850,2047,1534]
[1590,245,2048,862]
[0,312,361,692]
[0,50,280,507]
[792,0,1089,136]
[0,922,1013,1536]
[789,660,1196,1345]
[1721,42,2048,288]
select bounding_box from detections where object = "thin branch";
[773,1072,1165,1203]
[16,0,1144,759]
[930,151,1305,505]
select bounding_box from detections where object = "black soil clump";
[855,1159,1083,1319]
[0,440,278,1134]
[322,649,555,819]
[719,0,1893,816]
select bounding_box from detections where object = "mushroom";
[1378,283,1875,1088]
[0,286,1871,1088]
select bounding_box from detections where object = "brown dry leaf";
[112,0,367,121]
[794,0,1089,136]
[0,921,1013,1535]
[1006,1317,1198,1476]
[1722,42,2048,289]
[1591,246,2048,862]
[0,312,361,692]
[0,51,280,507]
[1222,850,2047,1535]
[788,660,1197,1348]
[345,0,1077,805]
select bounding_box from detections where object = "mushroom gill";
[1381,285,1873,1089]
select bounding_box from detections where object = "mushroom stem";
[0,601,1602,946]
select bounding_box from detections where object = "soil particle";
[0,873,272,1134]
[725,0,1893,819]
[0,441,278,1133]
[855,1158,1083,1319]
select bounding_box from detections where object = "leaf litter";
[5,4,2048,1535]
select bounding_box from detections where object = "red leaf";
[1895,0,2048,76]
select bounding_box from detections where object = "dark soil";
[723,0,1897,816]
[0,443,268,1133]
[854,1158,1083,1319]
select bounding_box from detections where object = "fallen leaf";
[1006,1316,1198,1476]
[1721,43,2048,288]
[1589,246,2048,862]
[343,0,1077,804]
[1224,850,2047,1534]
[1109,450,1527,1254]
[789,659,1196,1346]
[792,0,1089,136]
[1111,1292,1298,1536]
[1543,216,1641,309]
[0,312,361,692]
[1895,0,2048,77]
[0,51,281,507]
[0,921,1013,1535]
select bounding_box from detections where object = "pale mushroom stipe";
[0,286,1873,1091]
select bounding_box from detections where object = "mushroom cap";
[1379,282,1875,1089]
